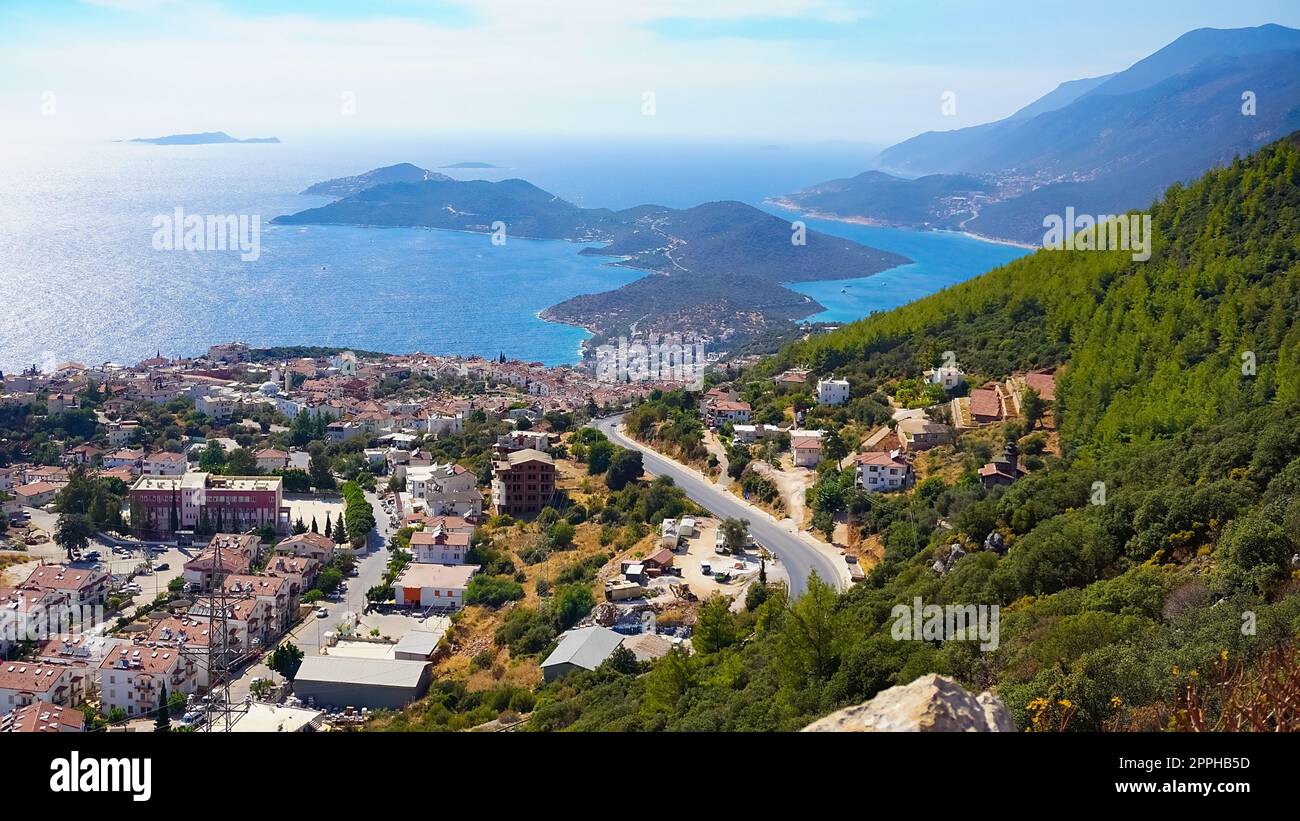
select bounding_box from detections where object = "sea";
[0,135,1029,372]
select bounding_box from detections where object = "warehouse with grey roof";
[292,655,432,709]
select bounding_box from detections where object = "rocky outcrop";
[801,674,1015,732]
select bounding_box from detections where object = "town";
[0,339,1058,733]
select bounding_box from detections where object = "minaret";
[284,362,291,394]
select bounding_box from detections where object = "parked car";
[154,562,170,571]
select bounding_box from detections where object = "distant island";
[300,163,452,198]
[440,161,499,169]
[127,131,280,145]
[274,167,910,346]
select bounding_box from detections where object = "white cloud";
[0,0,1057,143]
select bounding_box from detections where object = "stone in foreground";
[801,674,1014,732]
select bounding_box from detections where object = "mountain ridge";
[783,25,1300,244]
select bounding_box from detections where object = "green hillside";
[526,133,1300,732]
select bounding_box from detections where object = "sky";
[3,0,1300,145]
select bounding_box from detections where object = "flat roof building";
[392,563,479,611]
[130,473,289,537]
[292,656,431,710]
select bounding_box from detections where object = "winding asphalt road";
[594,415,844,596]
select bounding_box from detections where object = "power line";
[182,535,249,732]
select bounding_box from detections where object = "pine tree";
[324,513,332,538]
[333,510,347,544]
[310,516,319,534]
[155,684,172,732]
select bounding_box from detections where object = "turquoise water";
[0,138,1024,370]
[767,209,1032,322]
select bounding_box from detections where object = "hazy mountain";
[300,163,452,198]
[1084,22,1300,97]
[878,25,1300,175]
[782,25,1300,243]
[1007,74,1116,120]
[128,131,280,145]
[965,48,1300,241]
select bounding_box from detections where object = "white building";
[731,424,778,444]
[196,391,237,422]
[141,451,187,476]
[107,421,140,448]
[406,463,476,499]
[20,565,110,608]
[98,644,198,718]
[427,412,464,438]
[0,662,88,711]
[392,563,480,610]
[816,378,850,406]
[254,448,290,472]
[923,366,966,392]
[791,436,823,468]
[406,463,481,516]
[854,451,913,493]
[409,527,472,564]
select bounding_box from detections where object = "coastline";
[764,197,1038,250]
[944,229,1037,250]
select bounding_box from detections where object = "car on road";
[315,607,329,618]
[85,551,101,560]
[154,562,170,571]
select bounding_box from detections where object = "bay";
[0,137,1026,371]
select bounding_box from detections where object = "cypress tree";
[155,685,172,732]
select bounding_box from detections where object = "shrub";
[464,575,525,608]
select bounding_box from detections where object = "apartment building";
[490,449,555,515]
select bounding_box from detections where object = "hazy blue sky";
[3,0,1299,144]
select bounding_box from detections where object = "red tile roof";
[969,388,1001,419]
[1024,370,1057,402]
[1,703,84,733]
